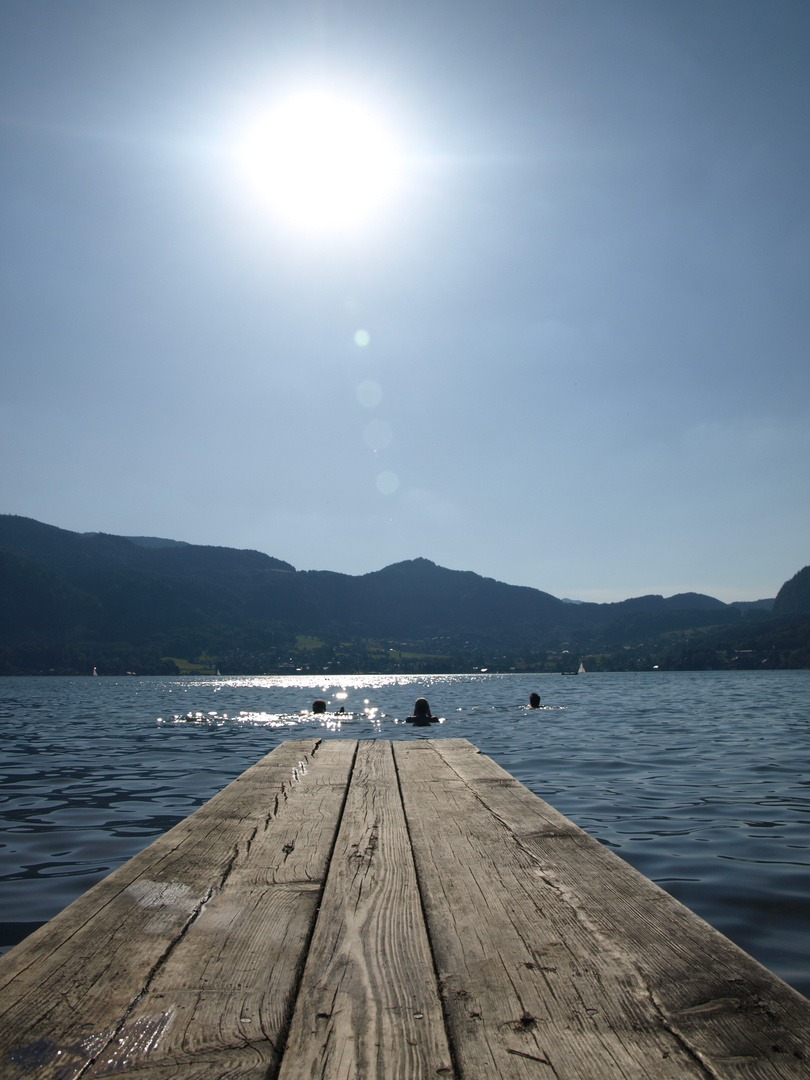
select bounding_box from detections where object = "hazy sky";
[2,0,808,602]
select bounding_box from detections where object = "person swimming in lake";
[529,692,541,709]
[312,699,327,713]
[406,697,438,725]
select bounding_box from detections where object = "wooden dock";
[1,737,808,1078]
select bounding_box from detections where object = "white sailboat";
[578,662,586,674]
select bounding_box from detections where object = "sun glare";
[237,90,404,234]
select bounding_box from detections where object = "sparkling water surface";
[1,671,809,997]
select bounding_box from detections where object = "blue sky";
[1,0,808,602]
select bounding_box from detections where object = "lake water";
[1,670,809,997]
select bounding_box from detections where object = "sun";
[237,89,404,234]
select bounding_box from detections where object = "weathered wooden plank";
[0,738,356,1080]
[395,739,728,1079]
[278,739,454,1080]
[0,739,336,996]
[427,738,810,1078]
[401,743,810,1080]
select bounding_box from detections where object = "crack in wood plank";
[77,823,256,1076]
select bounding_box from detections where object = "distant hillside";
[0,514,297,649]
[121,536,190,549]
[300,558,567,642]
[773,566,810,615]
[0,513,798,675]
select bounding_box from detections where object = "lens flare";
[376,470,400,494]
[364,419,393,450]
[357,380,383,408]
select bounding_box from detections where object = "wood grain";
[396,740,734,1078]
[0,738,355,1080]
[278,739,453,1080]
[402,739,810,1080]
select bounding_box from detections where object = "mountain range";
[0,514,806,675]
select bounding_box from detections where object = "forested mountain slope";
[0,514,795,674]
